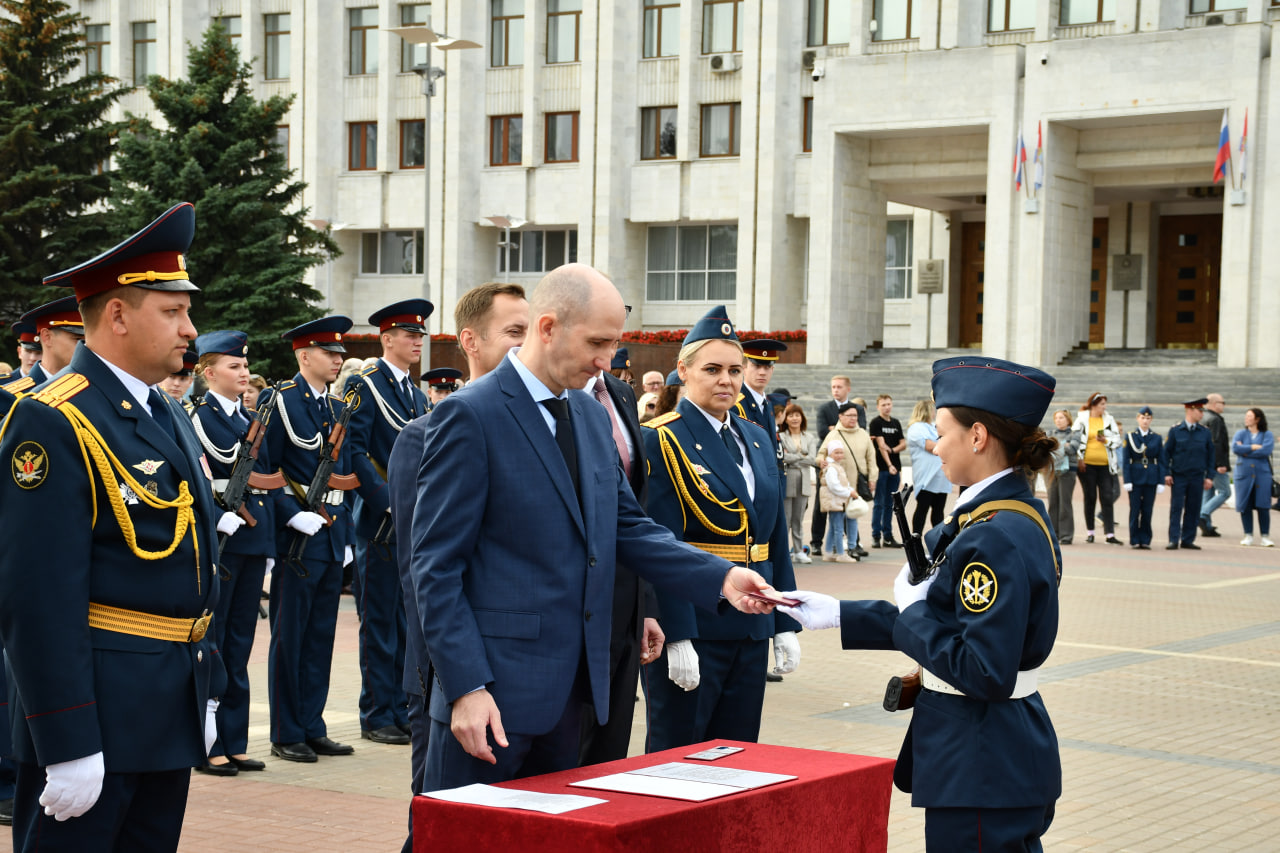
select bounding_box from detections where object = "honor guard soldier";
[8,321,41,380]
[0,202,225,851]
[1122,406,1166,550]
[2,297,85,392]
[424,367,462,409]
[641,306,801,751]
[161,350,198,412]
[260,316,360,762]
[1162,398,1215,550]
[346,299,431,746]
[736,339,788,483]
[191,330,279,775]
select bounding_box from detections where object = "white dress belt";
[211,478,269,495]
[922,667,1040,699]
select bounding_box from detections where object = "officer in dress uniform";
[346,299,432,746]
[0,202,225,852]
[190,330,278,775]
[1,297,85,393]
[640,307,801,751]
[260,316,359,763]
[423,367,463,409]
[734,338,787,464]
[1162,398,1215,550]
[1122,405,1166,550]
[7,321,41,380]
[779,355,1063,853]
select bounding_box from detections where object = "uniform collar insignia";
[133,459,165,475]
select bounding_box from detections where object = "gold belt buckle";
[749,544,768,562]
[189,611,212,643]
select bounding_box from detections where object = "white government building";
[69,0,1280,367]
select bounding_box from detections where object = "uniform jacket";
[260,374,354,562]
[1121,429,1166,487]
[735,388,781,462]
[1232,428,1275,510]
[389,414,432,697]
[1162,421,1214,479]
[838,472,1062,809]
[0,345,224,772]
[346,358,428,541]
[641,397,800,645]
[410,356,734,735]
[191,395,276,557]
[0,362,51,394]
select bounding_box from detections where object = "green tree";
[110,21,335,380]
[0,0,125,322]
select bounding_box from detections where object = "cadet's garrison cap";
[611,347,631,371]
[931,356,1056,426]
[282,316,353,353]
[20,296,84,337]
[424,367,463,391]
[13,321,40,351]
[369,299,433,334]
[173,350,199,377]
[1183,397,1208,409]
[682,305,738,347]
[665,369,683,387]
[44,203,199,303]
[742,338,787,363]
[195,330,249,358]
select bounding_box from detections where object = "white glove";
[217,511,246,536]
[777,590,841,631]
[772,631,801,675]
[1156,484,1166,494]
[264,558,275,575]
[40,752,105,821]
[666,640,700,691]
[286,511,325,536]
[343,545,354,567]
[894,561,937,613]
[1123,483,1133,492]
[204,699,219,755]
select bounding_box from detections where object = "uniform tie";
[401,376,416,413]
[148,389,175,439]
[541,397,579,494]
[317,394,329,425]
[592,377,631,478]
[721,423,743,467]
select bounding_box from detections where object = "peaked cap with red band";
[368,298,433,334]
[742,338,788,363]
[12,321,40,350]
[281,316,353,353]
[20,296,85,336]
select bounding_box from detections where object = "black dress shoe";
[1181,542,1201,550]
[883,538,903,549]
[765,672,783,682]
[1138,544,1152,550]
[853,546,869,558]
[228,756,266,771]
[1166,543,1179,550]
[396,722,412,736]
[196,760,239,776]
[1106,536,1124,546]
[362,725,411,745]
[1201,526,1221,538]
[1086,534,1095,543]
[271,742,318,763]
[306,736,355,756]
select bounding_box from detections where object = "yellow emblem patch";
[959,562,998,613]
[12,441,48,489]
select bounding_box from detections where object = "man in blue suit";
[347,299,432,745]
[410,265,780,789]
[0,203,224,851]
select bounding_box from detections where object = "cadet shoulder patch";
[959,561,997,613]
[33,374,89,408]
[643,411,681,429]
[2,376,34,394]
[11,440,48,489]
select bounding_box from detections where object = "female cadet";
[191,331,277,775]
[640,306,801,751]
[779,357,1062,852]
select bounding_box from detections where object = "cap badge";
[721,323,732,335]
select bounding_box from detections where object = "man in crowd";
[642,370,664,395]
[867,394,906,549]
[1198,392,1231,538]
[810,375,865,556]
[1163,398,1215,550]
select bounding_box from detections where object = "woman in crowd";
[636,391,659,422]
[1047,409,1083,545]
[778,356,1062,852]
[818,401,878,558]
[780,403,819,564]
[1073,392,1123,544]
[243,373,268,411]
[653,369,683,417]
[819,444,858,563]
[1234,408,1274,547]
[906,399,951,535]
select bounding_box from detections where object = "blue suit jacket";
[1122,430,1165,486]
[0,345,223,772]
[347,359,428,541]
[389,414,432,696]
[410,356,734,736]
[191,396,277,556]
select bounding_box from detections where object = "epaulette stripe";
[360,365,380,376]
[279,381,297,390]
[2,377,34,394]
[642,411,681,428]
[33,373,89,408]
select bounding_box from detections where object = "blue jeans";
[1200,471,1231,523]
[873,470,900,539]
[825,511,857,553]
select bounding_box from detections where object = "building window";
[646,224,738,301]
[885,219,913,299]
[873,0,921,41]
[400,120,425,168]
[988,0,1035,31]
[807,0,851,46]
[401,4,432,71]
[491,0,524,67]
[547,0,581,63]
[265,14,291,80]
[361,231,425,275]
[490,115,523,166]
[699,103,740,157]
[1189,0,1246,10]
[85,24,110,75]
[802,97,813,152]
[1059,0,1115,23]
[498,229,579,274]
[643,0,679,58]
[349,8,379,75]
[349,121,377,171]
[702,0,744,54]
[215,15,241,43]
[641,106,677,160]
[131,21,156,85]
[545,112,579,163]
[274,125,290,167]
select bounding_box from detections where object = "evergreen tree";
[0,0,125,321]
[110,22,335,380]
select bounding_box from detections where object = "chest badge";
[960,562,998,613]
[12,442,48,489]
[133,459,165,476]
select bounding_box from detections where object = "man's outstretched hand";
[723,566,780,614]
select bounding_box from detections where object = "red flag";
[1212,109,1231,184]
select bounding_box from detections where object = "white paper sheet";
[570,762,797,802]
[422,783,607,814]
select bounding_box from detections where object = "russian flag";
[1239,108,1248,183]
[1014,130,1027,191]
[1212,109,1231,185]
[1033,121,1045,192]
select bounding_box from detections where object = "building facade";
[69,0,1280,367]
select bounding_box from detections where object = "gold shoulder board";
[2,377,34,394]
[643,411,682,429]
[33,374,89,408]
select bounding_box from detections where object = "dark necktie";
[721,423,743,467]
[148,389,175,439]
[541,397,579,493]
[317,394,329,426]
[401,376,416,413]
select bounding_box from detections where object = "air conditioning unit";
[708,53,741,73]
[801,49,819,71]
[1204,10,1242,25]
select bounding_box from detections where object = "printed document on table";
[422,783,607,814]
[570,762,797,802]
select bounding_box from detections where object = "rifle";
[217,383,287,556]
[884,485,930,712]
[283,395,361,572]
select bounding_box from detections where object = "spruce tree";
[0,0,125,321]
[110,21,335,380]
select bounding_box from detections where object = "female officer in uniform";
[779,356,1062,852]
[640,306,801,752]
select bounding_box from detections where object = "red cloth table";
[412,740,895,852]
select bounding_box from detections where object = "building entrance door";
[1156,214,1221,348]
[959,221,984,348]
[1089,218,1108,345]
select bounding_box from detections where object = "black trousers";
[912,490,948,535]
[1079,464,1116,535]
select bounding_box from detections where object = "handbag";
[856,472,872,501]
[845,495,870,519]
